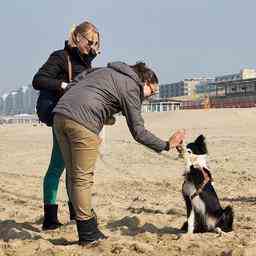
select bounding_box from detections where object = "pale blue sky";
[1,0,255,94]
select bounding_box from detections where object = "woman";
[32,21,100,230]
[53,61,185,245]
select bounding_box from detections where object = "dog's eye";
[187,149,192,154]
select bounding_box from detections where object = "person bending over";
[53,61,185,245]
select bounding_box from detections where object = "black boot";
[42,204,63,230]
[68,202,76,221]
[76,217,107,246]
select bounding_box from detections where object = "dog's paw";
[214,227,223,237]
[214,227,233,238]
[177,232,194,240]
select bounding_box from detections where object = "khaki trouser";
[53,114,100,221]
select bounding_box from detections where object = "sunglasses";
[80,32,99,47]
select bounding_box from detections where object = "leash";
[190,176,211,200]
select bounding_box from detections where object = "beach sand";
[0,108,256,256]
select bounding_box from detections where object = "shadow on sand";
[107,215,182,236]
[221,196,256,204]
[127,206,185,217]
[0,219,41,242]
[48,238,77,246]
[0,219,78,246]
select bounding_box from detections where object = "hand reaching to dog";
[168,129,186,150]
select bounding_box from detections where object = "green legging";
[43,128,67,204]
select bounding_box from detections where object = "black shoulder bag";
[36,51,72,126]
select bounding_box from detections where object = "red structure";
[182,95,256,109]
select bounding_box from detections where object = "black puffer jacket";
[32,41,96,125]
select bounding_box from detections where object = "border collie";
[180,135,234,234]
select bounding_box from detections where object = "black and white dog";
[180,135,234,234]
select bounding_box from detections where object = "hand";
[168,129,186,149]
[104,116,116,126]
[61,82,75,92]
[60,82,68,90]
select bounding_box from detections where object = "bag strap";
[64,50,72,82]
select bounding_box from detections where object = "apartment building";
[159,79,204,99]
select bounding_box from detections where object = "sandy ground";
[0,108,256,256]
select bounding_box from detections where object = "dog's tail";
[217,205,234,232]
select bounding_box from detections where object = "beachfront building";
[192,68,256,108]
[215,68,256,83]
[0,114,39,124]
[195,68,256,97]
[159,78,207,99]
[213,69,256,96]
[142,99,182,112]
[195,79,215,96]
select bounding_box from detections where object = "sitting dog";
[180,135,234,234]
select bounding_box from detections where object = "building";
[195,79,216,96]
[215,68,256,83]
[0,85,38,116]
[160,78,206,99]
[142,98,182,112]
[0,114,39,124]
[0,93,8,114]
[213,77,256,97]
[195,68,256,97]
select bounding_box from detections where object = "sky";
[0,0,255,94]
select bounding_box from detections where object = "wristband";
[165,141,170,151]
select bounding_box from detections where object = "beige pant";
[53,114,100,220]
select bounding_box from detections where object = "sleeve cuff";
[164,141,170,151]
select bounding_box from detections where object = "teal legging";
[43,128,66,204]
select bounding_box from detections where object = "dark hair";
[130,62,159,84]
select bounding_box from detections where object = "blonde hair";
[68,21,100,53]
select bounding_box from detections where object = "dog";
[180,135,234,234]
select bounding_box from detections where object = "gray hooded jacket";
[53,62,168,152]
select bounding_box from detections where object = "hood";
[107,62,144,100]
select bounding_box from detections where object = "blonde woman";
[32,21,100,230]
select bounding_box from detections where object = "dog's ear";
[195,134,208,154]
[195,134,205,144]
[186,135,208,155]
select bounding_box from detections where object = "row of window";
[159,83,256,98]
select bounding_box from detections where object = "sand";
[0,108,256,256]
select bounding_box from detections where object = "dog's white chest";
[182,181,196,197]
